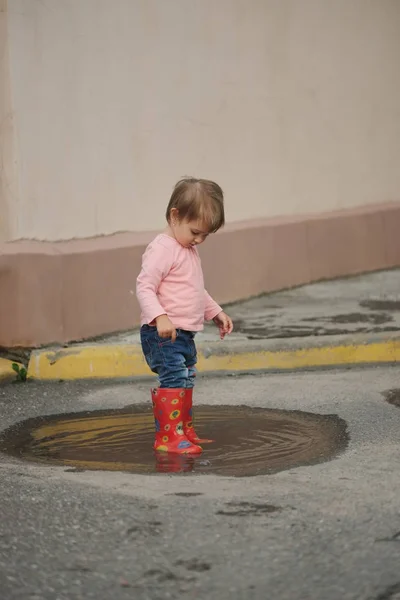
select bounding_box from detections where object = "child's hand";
[155,315,177,342]
[213,311,233,340]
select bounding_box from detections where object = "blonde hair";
[166,177,225,233]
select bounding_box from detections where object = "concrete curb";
[26,333,400,381]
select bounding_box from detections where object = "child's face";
[172,217,210,248]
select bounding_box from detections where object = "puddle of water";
[0,405,348,477]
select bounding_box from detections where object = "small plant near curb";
[12,363,27,383]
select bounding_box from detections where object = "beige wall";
[3,0,400,241]
[0,0,14,243]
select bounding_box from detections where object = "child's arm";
[136,244,176,340]
[204,290,222,322]
[204,291,233,339]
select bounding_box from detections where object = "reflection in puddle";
[0,405,348,476]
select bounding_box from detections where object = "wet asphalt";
[221,270,400,341]
[1,367,400,600]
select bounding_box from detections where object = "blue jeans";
[140,325,197,389]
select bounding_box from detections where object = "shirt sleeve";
[204,290,222,321]
[136,241,174,324]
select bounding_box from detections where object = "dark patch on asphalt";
[376,531,400,543]
[259,304,283,309]
[216,501,282,517]
[246,325,400,339]
[170,492,204,497]
[66,563,93,573]
[304,312,392,325]
[369,326,400,333]
[175,559,211,572]
[232,318,400,339]
[126,521,163,537]
[373,582,400,600]
[360,299,400,312]
[382,389,400,408]
[144,568,181,582]
[0,404,349,477]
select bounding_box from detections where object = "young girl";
[136,177,233,455]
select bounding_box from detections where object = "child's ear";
[170,207,180,224]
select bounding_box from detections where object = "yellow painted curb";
[27,340,400,381]
[0,358,23,382]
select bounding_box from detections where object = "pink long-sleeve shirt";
[136,233,222,331]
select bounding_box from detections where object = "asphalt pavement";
[1,366,400,600]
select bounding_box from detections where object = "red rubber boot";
[182,388,215,444]
[151,388,202,454]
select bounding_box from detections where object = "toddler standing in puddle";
[136,177,233,455]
